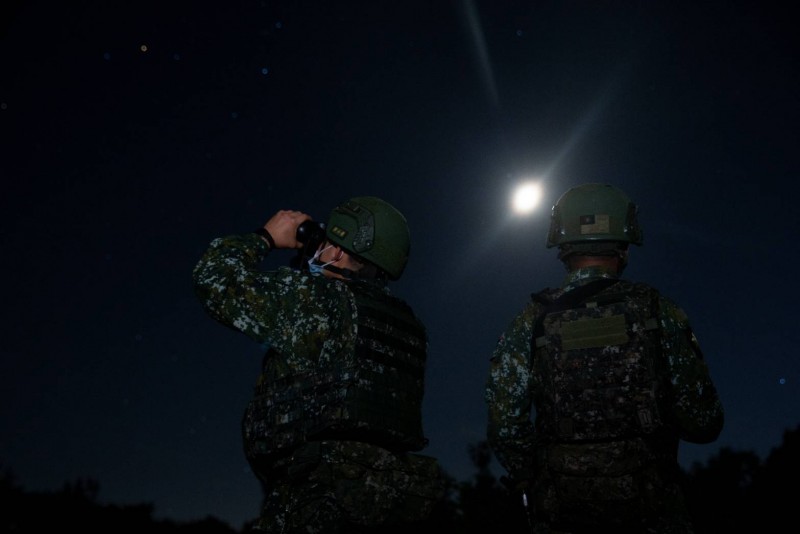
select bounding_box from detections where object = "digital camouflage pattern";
[254,440,442,533]
[193,233,444,533]
[532,279,664,442]
[241,279,428,459]
[486,266,724,533]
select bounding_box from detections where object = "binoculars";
[296,220,327,250]
[291,220,327,270]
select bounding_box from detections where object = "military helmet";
[325,196,411,280]
[546,183,643,248]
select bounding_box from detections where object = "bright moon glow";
[512,182,542,214]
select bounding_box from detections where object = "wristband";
[253,228,276,249]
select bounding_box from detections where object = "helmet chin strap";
[322,263,360,279]
[317,247,362,279]
[323,262,387,286]
[316,246,386,284]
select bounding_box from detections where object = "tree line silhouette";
[3,425,796,533]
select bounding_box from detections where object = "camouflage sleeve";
[485,304,537,479]
[658,295,724,444]
[192,233,351,355]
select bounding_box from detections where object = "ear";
[616,250,629,274]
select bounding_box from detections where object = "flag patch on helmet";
[580,214,610,234]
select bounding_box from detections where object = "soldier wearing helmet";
[485,183,724,533]
[546,182,642,272]
[193,197,444,533]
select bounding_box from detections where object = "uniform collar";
[562,266,619,291]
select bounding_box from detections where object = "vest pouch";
[543,440,652,527]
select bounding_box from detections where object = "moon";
[511,181,543,215]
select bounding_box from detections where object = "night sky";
[1,1,797,529]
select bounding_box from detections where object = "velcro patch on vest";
[558,313,629,350]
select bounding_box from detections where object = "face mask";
[307,245,336,275]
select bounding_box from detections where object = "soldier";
[193,197,444,533]
[485,183,724,533]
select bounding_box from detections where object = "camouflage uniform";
[485,266,724,533]
[193,233,443,533]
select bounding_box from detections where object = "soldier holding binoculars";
[193,197,444,533]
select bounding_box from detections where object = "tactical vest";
[529,279,675,528]
[531,279,664,442]
[243,282,428,463]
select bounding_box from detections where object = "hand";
[262,210,311,249]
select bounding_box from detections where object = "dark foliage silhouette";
[454,441,531,532]
[683,447,761,532]
[684,424,799,533]
[0,468,237,534]
[2,425,797,532]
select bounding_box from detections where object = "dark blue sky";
[1,1,797,529]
